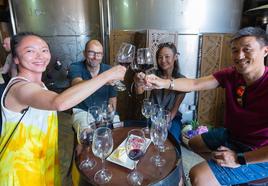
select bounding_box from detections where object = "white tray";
[107,135,151,170]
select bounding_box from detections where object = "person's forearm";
[161,76,219,92]
[244,146,268,164]
[54,71,111,111]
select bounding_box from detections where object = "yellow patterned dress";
[0,77,61,186]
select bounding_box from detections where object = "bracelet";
[169,79,174,90]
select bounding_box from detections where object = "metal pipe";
[8,0,16,34]
[107,0,111,36]
[99,0,105,45]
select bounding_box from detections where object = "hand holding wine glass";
[92,127,114,184]
[125,129,146,186]
[144,74,170,90]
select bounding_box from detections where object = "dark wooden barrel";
[75,121,183,186]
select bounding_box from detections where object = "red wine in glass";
[128,149,144,161]
[140,64,154,72]
[119,61,132,68]
[125,129,146,186]
[79,133,92,146]
[77,126,96,170]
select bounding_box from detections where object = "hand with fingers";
[212,146,241,168]
[133,72,146,87]
[108,65,127,82]
[145,74,170,90]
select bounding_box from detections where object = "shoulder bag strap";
[0,80,29,157]
[0,107,29,156]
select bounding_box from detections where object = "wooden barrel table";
[75,123,184,186]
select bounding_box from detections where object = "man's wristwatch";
[237,153,247,165]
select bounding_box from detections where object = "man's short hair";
[231,27,268,46]
[84,40,102,51]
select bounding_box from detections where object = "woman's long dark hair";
[155,42,179,78]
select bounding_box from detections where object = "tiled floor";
[58,111,204,186]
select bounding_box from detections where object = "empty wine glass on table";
[125,129,146,186]
[150,119,168,167]
[77,122,96,170]
[114,42,136,91]
[141,98,153,134]
[88,105,103,128]
[157,110,172,152]
[101,101,115,128]
[150,104,162,124]
[92,127,114,184]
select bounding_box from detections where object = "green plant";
[190,119,199,130]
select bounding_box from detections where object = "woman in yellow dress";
[0,32,126,185]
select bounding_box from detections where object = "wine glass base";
[79,159,96,170]
[94,168,112,184]
[150,155,166,167]
[127,170,143,186]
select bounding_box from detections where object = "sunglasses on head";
[158,42,180,55]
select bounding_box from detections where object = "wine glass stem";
[101,158,105,171]
[157,146,161,160]
[146,118,149,129]
[83,145,90,159]
[134,160,137,170]
[145,89,148,98]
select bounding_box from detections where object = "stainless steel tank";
[9,0,101,89]
[107,0,244,123]
[108,0,244,33]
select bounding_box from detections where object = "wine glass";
[150,119,168,167]
[136,48,154,91]
[77,123,96,170]
[125,129,146,186]
[150,104,163,124]
[101,101,115,128]
[136,48,154,73]
[113,42,136,91]
[157,110,171,152]
[130,58,141,73]
[88,106,103,128]
[92,127,114,184]
[141,98,153,134]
